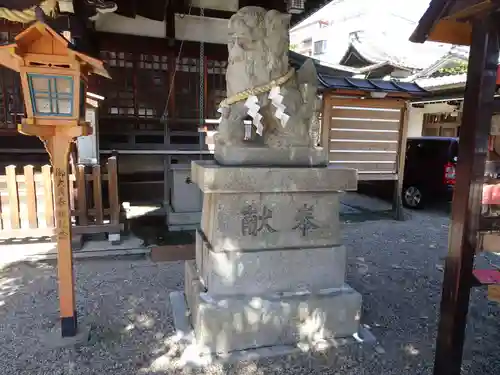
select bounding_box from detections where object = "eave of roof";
[289,50,393,76]
[416,73,467,90]
[317,75,428,97]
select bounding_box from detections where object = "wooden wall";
[322,95,407,181]
[90,32,228,151]
[0,20,26,135]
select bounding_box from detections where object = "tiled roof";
[349,31,467,70]
[318,75,428,96]
[289,50,390,76]
[415,74,467,90]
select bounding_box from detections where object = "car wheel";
[403,185,424,209]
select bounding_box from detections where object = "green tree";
[435,61,468,76]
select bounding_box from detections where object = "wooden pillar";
[393,103,410,221]
[43,132,77,337]
[433,18,499,375]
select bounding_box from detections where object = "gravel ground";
[1,195,500,375]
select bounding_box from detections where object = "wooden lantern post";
[0,22,109,337]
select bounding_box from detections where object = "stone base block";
[214,144,328,167]
[196,230,347,295]
[167,207,201,231]
[185,261,362,353]
[170,290,376,367]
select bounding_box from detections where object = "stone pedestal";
[182,160,362,353]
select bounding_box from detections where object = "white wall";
[290,0,428,65]
[407,102,456,137]
[191,0,238,12]
[175,15,229,44]
[95,10,230,44]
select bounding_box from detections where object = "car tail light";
[444,162,456,185]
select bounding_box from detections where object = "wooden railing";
[0,156,122,240]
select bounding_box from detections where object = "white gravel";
[1,195,500,375]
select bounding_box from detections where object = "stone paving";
[0,194,499,375]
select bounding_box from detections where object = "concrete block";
[195,230,203,273]
[167,209,201,226]
[71,234,84,251]
[169,224,200,232]
[171,165,203,213]
[151,243,195,262]
[214,144,327,167]
[38,324,91,349]
[108,233,121,245]
[203,245,347,295]
[191,161,358,194]
[184,261,362,353]
[201,192,342,251]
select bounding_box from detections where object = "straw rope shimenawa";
[0,0,57,23]
[219,68,295,108]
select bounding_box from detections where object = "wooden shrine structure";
[411,1,500,374]
[0,0,333,215]
[319,76,427,219]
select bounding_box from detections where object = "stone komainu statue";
[216,6,319,149]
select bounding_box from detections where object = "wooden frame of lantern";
[0,22,110,337]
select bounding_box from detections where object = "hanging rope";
[161,1,193,122]
[0,0,57,23]
[198,6,205,157]
[199,6,204,128]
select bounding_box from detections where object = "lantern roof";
[0,21,110,78]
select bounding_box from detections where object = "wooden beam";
[165,0,175,39]
[427,19,473,45]
[239,0,286,12]
[410,0,455,43]
[189,7,234,19]
[446,0,498,21]
[433,17,499,375]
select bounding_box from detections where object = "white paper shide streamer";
[219,84,291,140]
[268,86,290,127]
[245,95,263,135]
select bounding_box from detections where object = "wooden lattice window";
[207,59,227,120]
[174,57,200,119]
[137,53,169,119]
[98,50,169,120]
[0,25,24,132]
[99,50,136,117]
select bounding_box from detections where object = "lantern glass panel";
[34,96,51,114]
[56,78,72,94]
[28,74,74,117]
